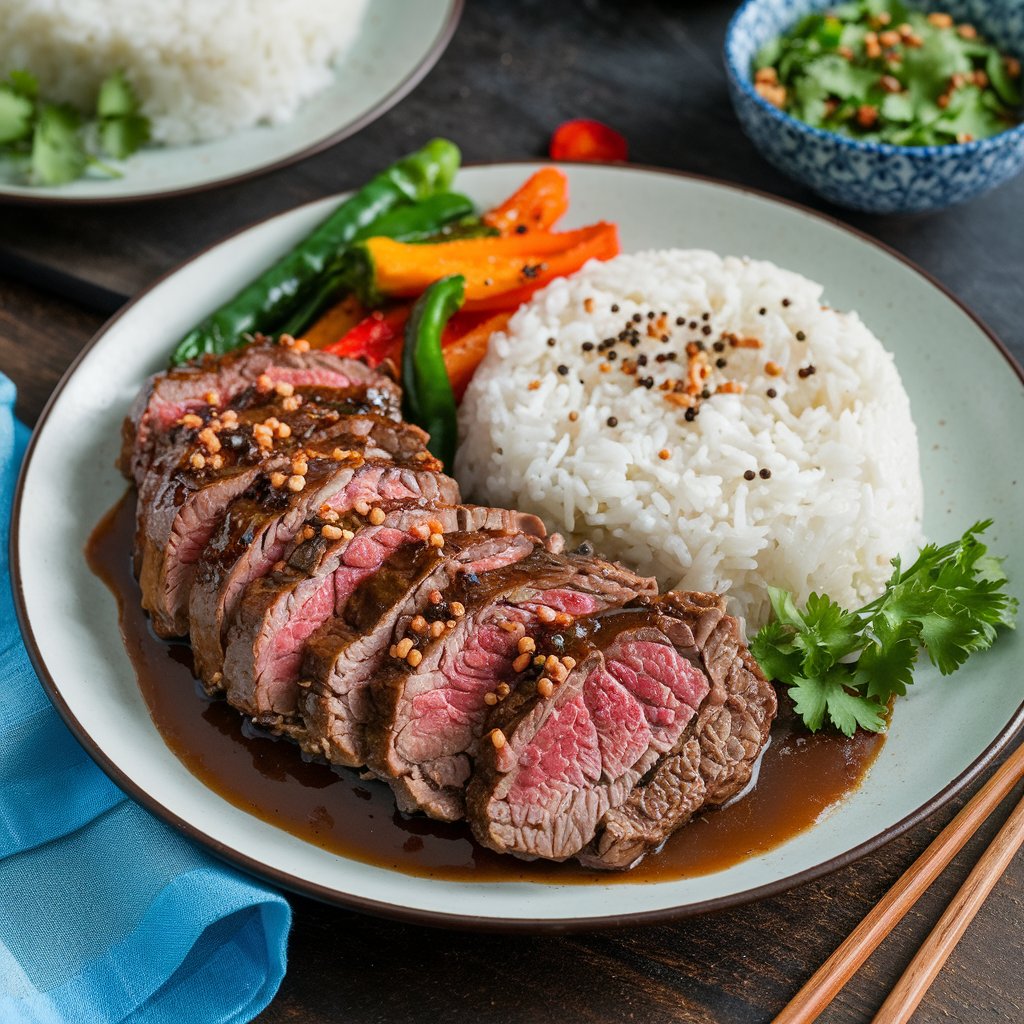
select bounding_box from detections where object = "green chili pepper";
[276,192,476,338]
[170,138,461,366]
[402,274,464,470]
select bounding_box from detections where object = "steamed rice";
[0,0,367,145]
[456,250,924,628]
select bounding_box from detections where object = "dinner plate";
[0,0,461,205]
[12,163,1024,930]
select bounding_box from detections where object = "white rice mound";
[0,0,367,145]
[456,250,924,629]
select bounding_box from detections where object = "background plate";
[13,163,1024,928]
[0,0,461,204]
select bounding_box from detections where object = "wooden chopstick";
[872,786,1024,1024]
[773,739,1024,1024]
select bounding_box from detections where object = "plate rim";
[11,160,1024,932]
[0,0,464,208]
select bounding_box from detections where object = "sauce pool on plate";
[86,491,884,884]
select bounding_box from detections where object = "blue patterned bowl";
[725,0,1024,212]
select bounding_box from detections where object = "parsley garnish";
[0,68,151,185]
[754,1,1022,146]
[751,521,1018,736]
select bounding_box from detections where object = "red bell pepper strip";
[322,306,409,366]
[549,119,628,162]
[482,168,570,235]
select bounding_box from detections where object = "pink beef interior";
[505,640,710,830]
[150,365,359,433]
[394,589,606,770]
[258,526,414,698]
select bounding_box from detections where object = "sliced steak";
[299,530,541,770]
[121,338,399,484]
[579,593,775,869]
[221,505,547,725]
[138,412,429,638]
[189,429,458,682]
[466,592,773,864]
[367,550,657,822]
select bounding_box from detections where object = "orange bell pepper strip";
[364,222,620,306]
[443,311,514,401]
[482,168,569,236]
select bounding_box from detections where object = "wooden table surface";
[2,2,1022,1021]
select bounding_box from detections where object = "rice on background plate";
[0,0,368,145]
[456,250,924,629]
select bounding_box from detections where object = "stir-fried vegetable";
[401,275,465,470]
[170,138,462,365]
[754,1,1022,146]
[751,521,1017,736]
[323,306,409,366]
[443,311,513,400]
[482,168,569,235]
[549,119,628,162]
[362,222,619,308]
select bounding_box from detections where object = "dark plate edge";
[0,0,463,208]
[10,160,1024,934]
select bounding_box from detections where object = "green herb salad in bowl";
[725,0,1024,212]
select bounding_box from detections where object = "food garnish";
[0,68,151,184]
[549,119,628,162]
[754,2,1022,145]
[401,274,465,469]
[752,521,1017,736]
[170,138,464,365]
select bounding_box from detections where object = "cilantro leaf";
[752,522,1017,735]
[31,104,87,185]
[99,113,150,160]
[8,69,38,99]
[97,70,139,119]
[0,87,33,145]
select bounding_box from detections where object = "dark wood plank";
[2,277,1022,1022]
[0,0,1021,367]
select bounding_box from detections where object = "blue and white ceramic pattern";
[725,0,1024,213]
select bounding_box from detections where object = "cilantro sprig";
[754,0,1022,146]
[751,521,1018,737]
[0,68,151,185]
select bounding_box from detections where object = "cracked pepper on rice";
[455,249,924,629]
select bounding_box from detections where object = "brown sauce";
[86,491,885,884]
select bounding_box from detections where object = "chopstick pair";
[773,739,1024,1024]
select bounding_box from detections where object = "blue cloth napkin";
[0,373,291,1024]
